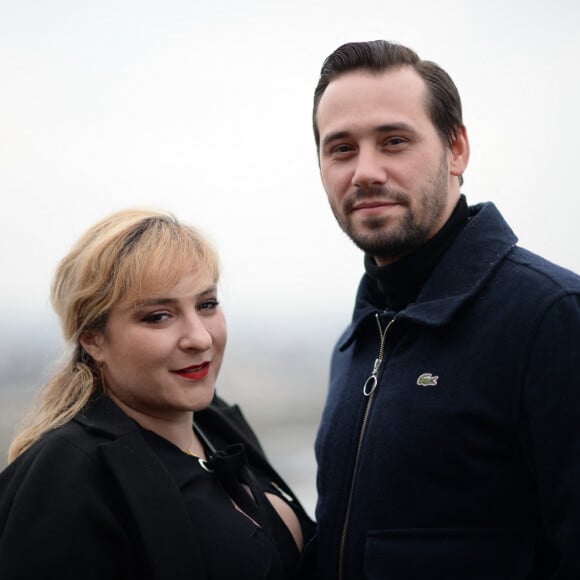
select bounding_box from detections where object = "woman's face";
[82,269,226,422]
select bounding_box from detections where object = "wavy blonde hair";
[9,208,219,461]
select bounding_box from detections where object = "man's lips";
[172,362,210,380]
[352,199,400,211]
[346,188,408,214]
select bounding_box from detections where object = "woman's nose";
[179,315,212,351]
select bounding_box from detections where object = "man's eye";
[333,144,354,154]
[384,137,406,147]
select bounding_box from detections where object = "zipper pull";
[363,357,381,396]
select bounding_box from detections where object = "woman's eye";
[142,311,171,324]
[199,299,219,311]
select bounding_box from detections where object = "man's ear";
[79,331,105,363]
[450,125,470,177]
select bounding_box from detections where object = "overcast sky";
[1,0,579,335]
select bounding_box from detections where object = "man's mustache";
[344,187,409,213]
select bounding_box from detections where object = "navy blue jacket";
[313,203,580,579]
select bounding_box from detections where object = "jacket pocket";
[364,527,536,580]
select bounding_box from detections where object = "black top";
[141,427,302,580]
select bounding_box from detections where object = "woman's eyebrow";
[134,285,217,308]
[134,297,176,308]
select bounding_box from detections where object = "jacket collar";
[340,202,517,348]
[75,394,275,480]
[74,393,141,436]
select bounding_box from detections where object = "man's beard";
[330,156,449,262]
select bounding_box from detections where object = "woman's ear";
[450,125,470,177]
[79,331,105,363]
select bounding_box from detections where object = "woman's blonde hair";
[9,208,219,461]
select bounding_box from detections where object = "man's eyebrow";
[321,130,351,149]
[321,123,416,149]
[374,122,416,134]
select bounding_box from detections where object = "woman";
[0,208,314,579]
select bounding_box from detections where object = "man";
[309,40,580,579]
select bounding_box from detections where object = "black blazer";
[0,394,313,579]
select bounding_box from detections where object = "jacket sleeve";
[520,292,580,578]
[0,434,141,580]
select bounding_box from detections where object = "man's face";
[316,66,468,265]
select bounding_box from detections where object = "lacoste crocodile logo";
[416,373,439,386]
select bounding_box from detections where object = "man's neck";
[364,196,469,310]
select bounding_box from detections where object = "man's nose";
[351,148,388,189]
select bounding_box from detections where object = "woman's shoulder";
[0,426,104,530]
[2,396,139,485]
[2,420,97,485]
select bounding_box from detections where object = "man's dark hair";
[313,40,464,153]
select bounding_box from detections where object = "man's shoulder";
[467,201,579,296]
[503,245,580,296]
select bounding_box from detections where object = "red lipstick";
[173,362,210,380]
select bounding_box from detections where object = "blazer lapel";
[99,432,207,580]
[75,398,206,580]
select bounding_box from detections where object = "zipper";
[337,314,395,580]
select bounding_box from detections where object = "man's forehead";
[320,67,426,107]
[317,68,430,136]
